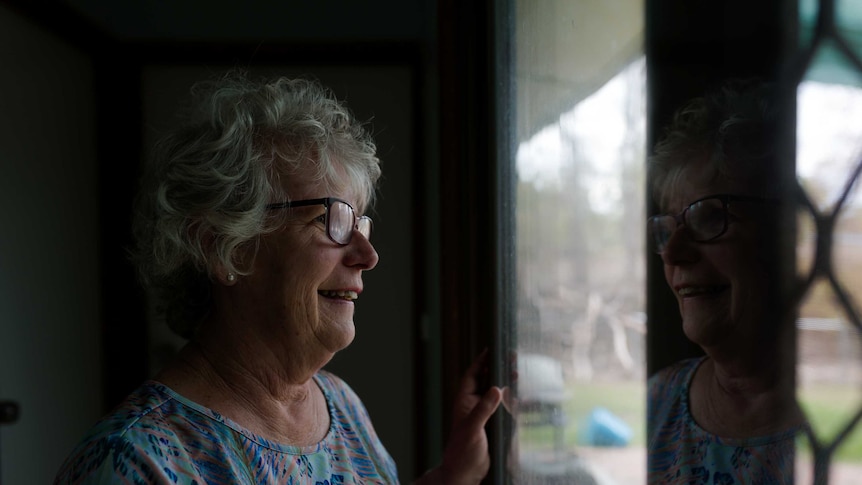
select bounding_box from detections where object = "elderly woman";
[54,74,502,484]
[646,80,805,484]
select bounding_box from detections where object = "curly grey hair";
[132,73,381,339]
[649,79,781,210]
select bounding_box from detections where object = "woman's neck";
[689,356,804,438]
[154,338,331,446]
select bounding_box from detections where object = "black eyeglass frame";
[265,197,372,246]
[648,193,776,253]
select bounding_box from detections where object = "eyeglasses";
[647,193,774,253]
[265,197,372,246]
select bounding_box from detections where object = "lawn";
[797,383,862,463]
[517,380,862,464]
[517,380,646,451]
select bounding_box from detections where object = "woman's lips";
[318,289,358,301]
[677,285,728,297]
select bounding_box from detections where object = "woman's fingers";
[458,348,489,395]
[465,386,503,431]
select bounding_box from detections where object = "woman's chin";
[682,317,729,349]
[319,320,356,353]
[336,325,356,351]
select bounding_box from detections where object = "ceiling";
[40,0,862,142]
[58,0,432,42]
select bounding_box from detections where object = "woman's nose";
[660,225,699,266]
[347,232,379,270]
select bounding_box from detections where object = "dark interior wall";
[0,4,102,484]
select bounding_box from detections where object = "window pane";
[795,78,862,483]
[512,1,645,481]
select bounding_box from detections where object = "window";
[510,1,645,482]
[795,78,862,485]
[505,0,862,483]
[793,0,862,479]
[441,0,862,482]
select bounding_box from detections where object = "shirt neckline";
[145,372,337,454]
[681,357,802,446]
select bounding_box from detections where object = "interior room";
[2,1,861,484]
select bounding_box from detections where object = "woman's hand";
[417,350,504,485]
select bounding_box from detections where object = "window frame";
[437,0,800,482]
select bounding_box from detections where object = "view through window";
[794,78,862,483]
[511,6,862,483]
[513,54,646,482]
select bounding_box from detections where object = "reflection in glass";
[646,80,803,484]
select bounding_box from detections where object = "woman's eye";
[313,213,326,224]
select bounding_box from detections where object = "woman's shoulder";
[313,371,398,480]
[314,371,380,439]
[647,357,705,440]
[648,357,704,393]
[54,381,193,484]
[315,368,348,387]
[314,370,366,410]
[74,381,178,440]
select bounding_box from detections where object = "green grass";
[518,380,645,451]
[518,380,862,463]
[797,384,862,463]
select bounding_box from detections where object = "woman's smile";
[677,285,729,298]
[318,289,359,301]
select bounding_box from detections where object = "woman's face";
[659,161,773,352]
[230,168,378,360]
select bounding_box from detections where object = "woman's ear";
[200,231,239,287]
[211,247,255,287]
[200,226,257,287]
[214,268,238,286]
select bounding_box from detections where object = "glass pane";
[512,0,645,480]
[795,73,862,483]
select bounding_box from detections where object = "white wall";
[0,4,101,484]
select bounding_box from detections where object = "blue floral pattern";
[54,372,398,484]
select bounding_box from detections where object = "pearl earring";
[226,273,236,282]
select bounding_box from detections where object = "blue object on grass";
[579,406,632,447]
